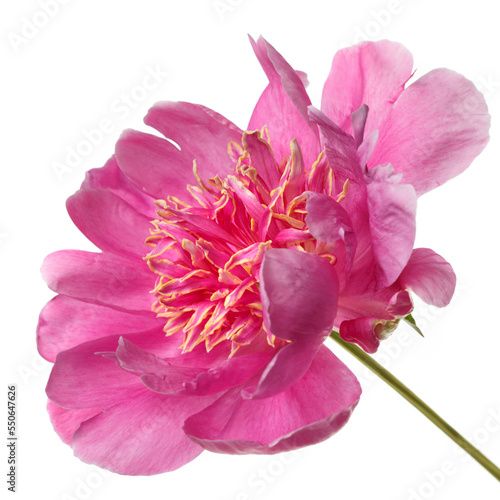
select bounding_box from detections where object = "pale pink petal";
[369,68,490,196]
[399,248,456,307]
[322,40,414,137]
[183,345,361,454]
[47,401,102,445]
[37,295,161,362]
[366,164,417,287]
[249,36,319,166]
[41,250,155,312]
[66,189,151,258]
[81,156,156,217]
[72,390,218,475]
[339,317,380,354]
[251,249,338,398]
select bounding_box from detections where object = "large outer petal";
[37,295,161,362]
[41,250,155,313]
[183,345,361,454]
[248,36,319,166]
[398,248,456,307]
[249,249,338,399]
[322,40,414,137]
[71,390,218,475]
[369,68,490,196]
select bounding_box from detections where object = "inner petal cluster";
[145,129,342,355]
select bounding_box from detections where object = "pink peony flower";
[38,37,489,475]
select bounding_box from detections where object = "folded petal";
[41,250,155,312]
[47,401,102,445]
[184,345,361,454]
[365,164,417,287]
[66,189,151,258]
[399,248,456,307]
[37,295,161,362]
[249,36,319,166]
[322,40,414,137]
[339,317,380,354]
[369,68,490,196]
[72,390,218,475]
[252,249,338,398]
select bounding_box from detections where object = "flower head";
[38,37,489,475]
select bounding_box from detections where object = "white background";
[2,0,500,499]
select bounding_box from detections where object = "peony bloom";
[38,37,489,475]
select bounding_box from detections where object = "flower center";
[145,129,343,355]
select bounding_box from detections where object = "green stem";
[329,330,500,482]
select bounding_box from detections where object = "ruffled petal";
[66,189,151,258]
[250,249,338,398]
[72,390,218,475]
[41,250,155,312]
[369,68,490,196]
[249,36,319,166]
[399,248,456,307]
[37,295,161,362]
[183,345,361,454]
[322,40,414,137]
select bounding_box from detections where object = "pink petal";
[399,248,456,307]
[144,101,242,178]
[66,189,151,258]
[41,250,155,312]
[365,164,417,287]
[37,295,161,362]
[252,249,338,398]
[242,131,281,190]
[248,36,319,166]
[339,317,380,354]
[47,401,102,445]
[115,129,195,202]
[72,390,218,475]
[183,345,361,454]
[322,40,414,137]
[369,68,490,196]
[305,192,357,275]
[81,156,156,218]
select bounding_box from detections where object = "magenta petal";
[339,317,380,354]
[306,192,357,275]
[242,131,281,190]
[41,250,155,312]
[183,345,361,454]
[248,36,319,166]
[369,68,490,196]
[81,156,156,218]
[67,189,151,258]
[253,249,339,398]
[47,401,102,445]
[399,248,456,307]
[322,40,414,137]
[72,390,218,475]
[366,164,417,287]
[37,296,161,362]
